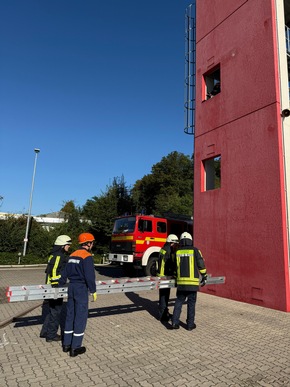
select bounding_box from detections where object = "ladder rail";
[6,275,225,302]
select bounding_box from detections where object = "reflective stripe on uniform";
[158,249,166,276]
[47,255,62,285]
[176,249,199,286]
[52,256,61,279]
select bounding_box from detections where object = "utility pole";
[22,148,40,258]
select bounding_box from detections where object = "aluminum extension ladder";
[6,275,225,303]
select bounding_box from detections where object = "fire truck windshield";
[113,217,136,234]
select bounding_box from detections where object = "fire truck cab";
[108,214,192,276]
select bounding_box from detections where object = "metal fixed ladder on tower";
[6,275,225,303]
[184,2,196,136]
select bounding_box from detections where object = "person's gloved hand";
[200,274,208,287]
[91,292,97,302]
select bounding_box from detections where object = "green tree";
[25,218,52,256]
[0,215,27,252]
[0,215,52,256]
[61,200,77,215]
[53,202,91,250]
[82,176,133,254]
[132,151,193,216]
[0,152,194,258]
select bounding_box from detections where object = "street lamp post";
[22,148,40,258]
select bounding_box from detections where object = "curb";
[0,264,46,269]
[0,263,111,269]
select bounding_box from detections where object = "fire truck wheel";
[145,257,158,277]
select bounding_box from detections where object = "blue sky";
[0,0,193,215]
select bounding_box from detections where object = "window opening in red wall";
[203,156,221,191]
[203,66,221,100]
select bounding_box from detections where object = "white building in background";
[0,211,67,230]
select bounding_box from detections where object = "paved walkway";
[0,266,290,386]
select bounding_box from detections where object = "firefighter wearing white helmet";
[54,235,72,246]
[157,234,179,322]
[169,232,207,331]
[166,234,179,243]
[40,234,72,342]
[180,232,192,241]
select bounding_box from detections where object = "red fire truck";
[108,214,193,276]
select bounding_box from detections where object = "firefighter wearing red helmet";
[59,233,97,357]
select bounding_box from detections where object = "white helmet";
[166,234,179,243]
[180,232,192,241]
[54,235,72,246]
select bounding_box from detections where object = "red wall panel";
[196,0,248,41]
[194,0,290,311]
[196,0,279,136]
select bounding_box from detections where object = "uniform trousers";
[63,283,89,349]
[40,297,63,339]
[172,290,197,328]
[158,288,171,320]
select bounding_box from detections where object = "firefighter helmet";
[180,232,192,241]
[54,235,72,246]
[78,233,95,244]
[166,234,179,243]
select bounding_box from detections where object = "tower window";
[203,156,221,191]
[203,66,221,101]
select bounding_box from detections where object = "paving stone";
[1,267,290,386]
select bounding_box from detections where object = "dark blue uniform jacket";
[59,247,96,294]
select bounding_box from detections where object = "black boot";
[46,334,62,342]
[70,347,86,357]
[168,324,180,330]
[187,323,197,331]
[160,311,172,322]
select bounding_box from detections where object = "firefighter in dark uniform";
[59,233,97,357]
[157,234,179,322]
[40,234,72,342]
[170,232,207,331]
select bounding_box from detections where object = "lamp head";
[281,109,290,118]
[34,148,40,153]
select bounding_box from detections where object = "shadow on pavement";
[125,292,159,320]
[11,297,179,330]
[12,300,67,330]
[12,300,146,328]
[88,302,144,319]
